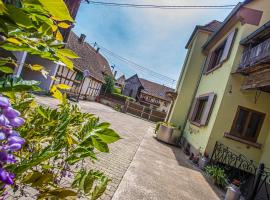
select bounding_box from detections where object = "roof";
[202,0,255,50]
[125,74,143,86]
[66,31,112,83]
[139,78,174,102]
[185,20,222,49]
[116,75,126,85]
[200,20,223,32]
[240,20,270,45]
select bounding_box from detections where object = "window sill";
[224,132,262,149]
[205,62,224,75]
[190,121,203,127]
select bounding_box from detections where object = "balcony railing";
[239,37,270,70]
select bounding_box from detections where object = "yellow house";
[168,0,270,172]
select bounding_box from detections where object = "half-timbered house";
[55,32,113,100]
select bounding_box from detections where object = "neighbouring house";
[123,74,174,113]
[168,0,270,197]
[9,0,83,91]
[115,75,126,90]
[55,32,113,100]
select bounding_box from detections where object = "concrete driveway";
[35,96,222,200]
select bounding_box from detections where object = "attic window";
[204,29,237,74]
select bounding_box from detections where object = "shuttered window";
[204,29,238,73]
[189,93,216,126]
[230,106,265,142]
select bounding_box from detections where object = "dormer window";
[204,29,238,74]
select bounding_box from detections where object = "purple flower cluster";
[0,97,25,185]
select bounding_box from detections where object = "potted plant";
[199,152,210,169]
[155,122,177,145]
[204,165,228,188]
[225,179,241,200]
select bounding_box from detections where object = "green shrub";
[102,75,115,94]
[205,165,228,188]
[8,93,120,199]
[113,87,121,94]
[111,92,135,101]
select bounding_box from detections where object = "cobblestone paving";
[35,96,154,200]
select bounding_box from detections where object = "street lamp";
[76,69,90,102]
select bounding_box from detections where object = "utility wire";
[85,1,236,9]
[94,43,176,86]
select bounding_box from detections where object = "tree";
[102,75,115,94]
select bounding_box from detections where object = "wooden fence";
[124,100,166,122]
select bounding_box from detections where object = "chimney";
[96,47,100,53]
[114,71,117,78]
[79,34,86,43]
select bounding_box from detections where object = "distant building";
[115,75,126,90]
[123,74,174,113]
[54,32,113,100]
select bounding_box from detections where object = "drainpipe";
[14,51,27,78]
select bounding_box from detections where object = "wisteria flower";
[0,97,10,109]
[0,115,9,127]
[0,168,14,185]
[8,117,25,128]
[2,107,20,119]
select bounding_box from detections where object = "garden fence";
[210,142,270,200]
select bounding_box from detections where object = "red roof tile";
[139,78,174,101]
[66,32,112,83]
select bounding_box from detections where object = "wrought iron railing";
[210,142,270,200]
[239,37,270,70]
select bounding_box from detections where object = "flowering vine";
[0,96,25,187]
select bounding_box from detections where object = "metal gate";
[210,142,270,200]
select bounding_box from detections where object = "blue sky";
[74,0,241,88]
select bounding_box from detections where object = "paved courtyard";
[35,96,222,200]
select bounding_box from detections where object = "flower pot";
[156,124,176,145]
[225,184,241,200]
[198,156,209,169]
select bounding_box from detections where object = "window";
[204,29,237,74]
[207,42,226,71]
[193,98,208,123]
[230,106,265,142]
[189,93,216,126]
[75,70,83,81]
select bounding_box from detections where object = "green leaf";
[84,171,95,194]
[57,54,73,69]
[91,176,110,200]
[38,0,74,22]
[38,188,77,199]
[0,66,13,74]
[96,129,121,144]
[91,135,109,153]
[37,106,49,119]
[56,49,79,59]
[12,151,59,174]
[0,77,42,92]
[56,84,71,90]
[0,0,7,14]
[6,5,33,28]
[23,171,54,187]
